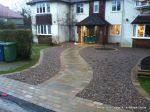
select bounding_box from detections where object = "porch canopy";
[76,14,110,44]
[76,14,110,26]
[132,15,150,24]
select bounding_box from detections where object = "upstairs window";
[37,3,50,14]
[93,1,99,13]
[76,3,84,13]
[47,3,50,12]
[112,0,121,12]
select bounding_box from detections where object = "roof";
[76,14,110,26]
[27,0,89,5]
[0,4,23,19]
[132,15,150,24]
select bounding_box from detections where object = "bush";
[0,29,33,60]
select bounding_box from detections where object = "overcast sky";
[0,0,30,11]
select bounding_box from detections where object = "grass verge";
[0,44,49,74]
[138,76,150,95]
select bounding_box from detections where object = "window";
[47,3,50,12]
[37,5,40,13]
[76,3,84,13]
[37,25,51,35]
[133,24,150,38]
[93,1,99,13]
[48,25,51,34]
[145,25,150,37]
[137,24,144,37]
[37,3,50,14]
[111,24,121,35]
[136,0,150,7]
[112,0,121,11]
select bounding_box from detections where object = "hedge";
[0,29,33,60]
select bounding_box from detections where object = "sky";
[0,0,30,11]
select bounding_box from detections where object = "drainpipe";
[121,0,125,47]
[57,3,60,44]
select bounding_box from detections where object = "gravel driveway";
[77,46,150,112]
[6,43,73,85]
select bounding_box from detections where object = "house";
[27,0,150,48]
[0,4,24,28]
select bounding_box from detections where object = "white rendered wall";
[71,3,89,42]
[30,4,38,43]
[121,0,140,47]
[56,3,70,43]
[105,0,123,44]
[105,0,140,47]
[30,2,69,43]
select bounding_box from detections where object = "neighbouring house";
[0,4,24,28]
[27,0,150,48]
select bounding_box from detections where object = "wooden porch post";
[77,26,81,43]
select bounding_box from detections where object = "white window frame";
[112,0,121,12]
[132,24,150,39]
[93,1,99,13]
[37,25,52,35]
[76,3,84,14]
[110,24,121,36]
[37,3,50,14]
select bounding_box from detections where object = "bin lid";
[0,42,16,45]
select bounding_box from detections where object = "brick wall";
[38,35,52,44]
[132,39,150,48]
[89,0,105,18]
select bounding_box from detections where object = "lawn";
[0,44,49,74]
[138,76,150,95]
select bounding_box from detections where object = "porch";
[76,14,110,45]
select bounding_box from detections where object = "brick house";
[27,0,150,48]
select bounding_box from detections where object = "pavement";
[0,46,131,112]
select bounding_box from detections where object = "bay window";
[37,25,51,35]
[37,3,50,14]
[133,24,150,38]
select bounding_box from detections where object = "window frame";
[112,0,121,12]
[110,24,121,36]
[133,24,150,39]
[37,25,52,35]
[93,1,99,13]
[37,3,50,14]
[76,3,84,14]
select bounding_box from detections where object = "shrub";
[0,29,33,60]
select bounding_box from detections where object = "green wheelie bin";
[3,42,17,62]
